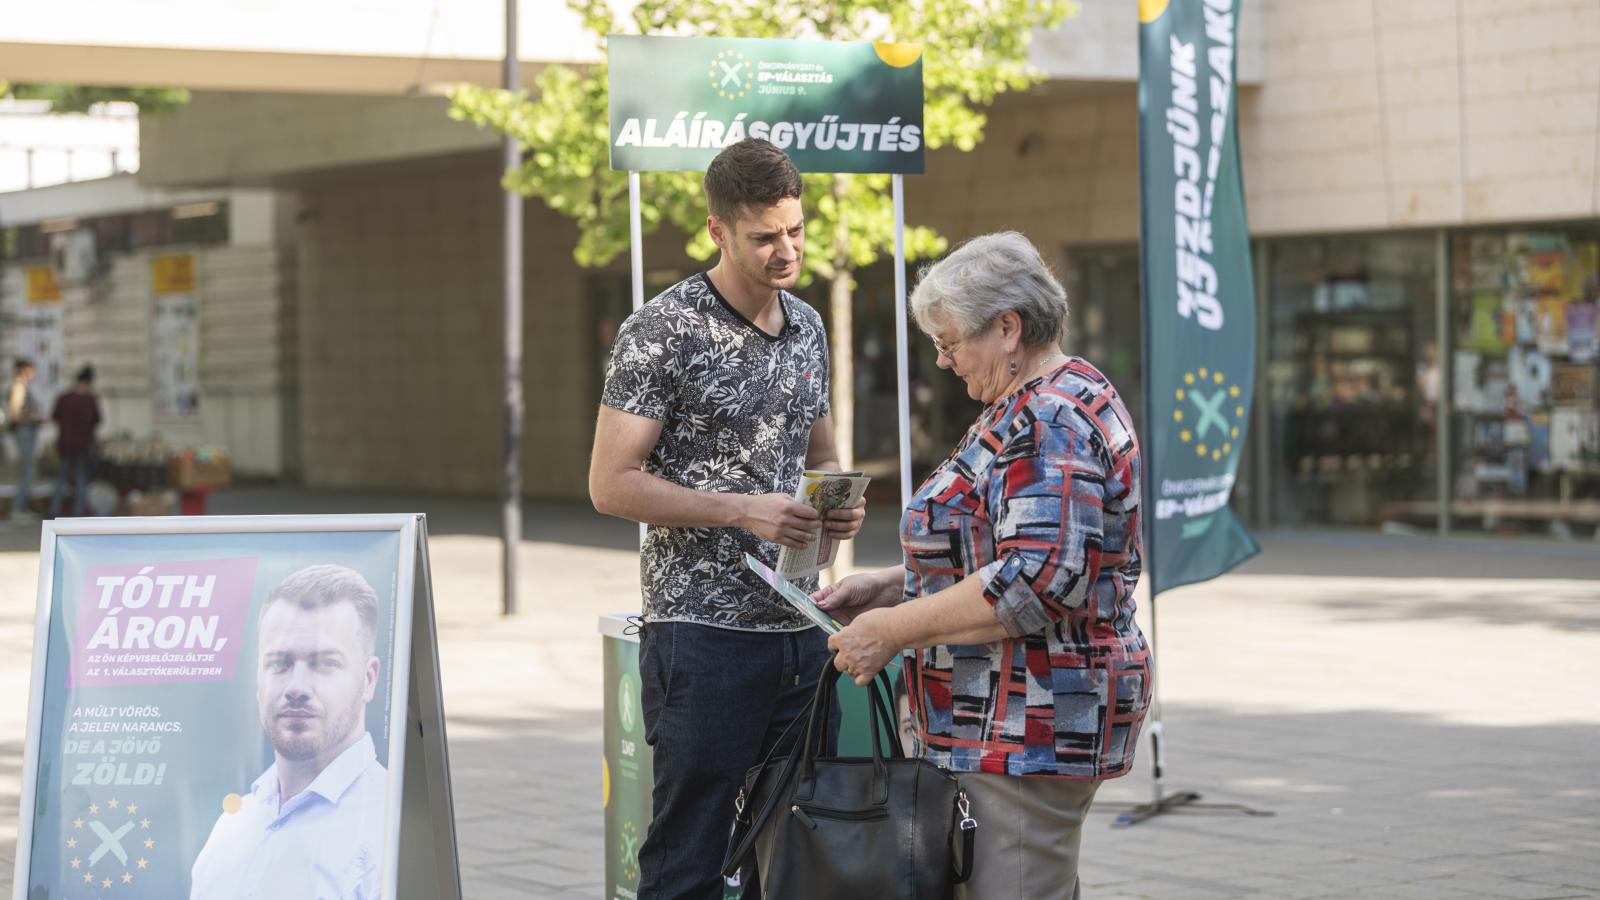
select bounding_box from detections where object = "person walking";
[8,359,45,520]
[49,365,102,518]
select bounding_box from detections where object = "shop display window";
[1450,226,1600,537]
[1266,234,1439,527]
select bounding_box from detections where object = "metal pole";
[630,172,646,547]
[500,0,523,615]
[1252,240,1271,529]
[891,175,912,510]
[1136,140,1164,809]
[1435,229,1452,536]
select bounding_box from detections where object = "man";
[191,565,389,900]
[590,138,865,899]
[8,359,44,520]
[49,365,102,517]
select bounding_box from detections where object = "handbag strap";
[721,658,915,876]
[864,670,906,760]
[796,653,891,804]
[720,654,837,878]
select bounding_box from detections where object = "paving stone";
[0,498,1596,899]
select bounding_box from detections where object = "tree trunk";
[828,174,855,574]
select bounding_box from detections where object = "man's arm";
[804,414,865,539]
[588,405,820,548]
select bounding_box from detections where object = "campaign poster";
[18,520,415,900]
[150,254,201,423]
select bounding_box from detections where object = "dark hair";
[703,139,803,229]
[14,359,34,374]
[76,365,94,385]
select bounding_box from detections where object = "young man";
[590,138,864,899]
[190,565,388,900]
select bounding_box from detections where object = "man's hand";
[821,497,866,541]
[735,494,821,549]
[812,570,900,624]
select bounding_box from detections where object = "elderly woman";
[815,232,1150,900]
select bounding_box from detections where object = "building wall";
[139,93,496,188]
[292,156,614,497]
[119,0,1600,500]
[0,240,291,476]
[909,86,1143,248]
[1244,0,1600,233]
[1029,0,1265,83]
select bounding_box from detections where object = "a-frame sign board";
[13,514,461,900]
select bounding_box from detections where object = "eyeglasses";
[930,335,963,359]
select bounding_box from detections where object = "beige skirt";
[954,772,1101,900]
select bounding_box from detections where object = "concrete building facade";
[5,0,1598,535]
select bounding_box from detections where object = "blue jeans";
[637,622,838,900]
[12,425,36,514]
[50,453,93,517]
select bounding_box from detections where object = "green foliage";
[1,82,190,114]
[449,0,1074,277]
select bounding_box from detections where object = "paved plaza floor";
[0,489,1596,899]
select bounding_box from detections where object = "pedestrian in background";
[8,359,45,520]
[50,365,102,518]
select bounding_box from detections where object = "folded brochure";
[774,470,871,580]
[744,552,844,634]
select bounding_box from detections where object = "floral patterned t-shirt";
[602,273,830,631]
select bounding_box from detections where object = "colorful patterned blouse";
[901,358,1151,778]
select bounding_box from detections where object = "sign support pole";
[499,0,522,616]
[629,171,648,547]
[891,175,912,511]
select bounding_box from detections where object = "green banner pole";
[1116,0,1270,829]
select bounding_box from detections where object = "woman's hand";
[812,569,899,624]
[828,608,903,686]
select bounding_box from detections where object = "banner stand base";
[1102,791,1274,829]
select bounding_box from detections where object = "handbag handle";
[720,655,838,878]
[721,656,907,876]
[796,653,890,805]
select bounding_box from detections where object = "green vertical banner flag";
[1137,0,1260,593]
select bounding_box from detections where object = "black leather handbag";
[722,654,977,899]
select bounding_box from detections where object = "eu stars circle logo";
[708,50,751,100]
[620,820,641,883]
[1173,367,1246,462]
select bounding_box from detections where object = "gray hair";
[910,231,1069,348]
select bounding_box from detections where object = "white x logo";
[718,61,744,88]
[88,821,134,866]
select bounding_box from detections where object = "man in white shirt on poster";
[190,565,390,900]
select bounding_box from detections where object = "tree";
[451,0,1075,550]
[0,83,189,114]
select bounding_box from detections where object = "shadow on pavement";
[1083,705,1599,897]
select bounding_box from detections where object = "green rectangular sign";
[1136,0,1260,593]
[608,35,925,174]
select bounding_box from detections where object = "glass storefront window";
[1449,226,1600,537]
[1062,246,1144,433]
[1266,234,1439,528]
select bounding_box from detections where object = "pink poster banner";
[69,557,259,688]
